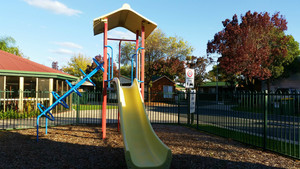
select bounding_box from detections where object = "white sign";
[185,68,194,88]
[190,90,196,113]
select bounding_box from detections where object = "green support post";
[187,90,190,125]
[76,94,80,124]
[196,92,199,129]
[191,92,194,125]
[177,93,180,125]
[264,90,268,150]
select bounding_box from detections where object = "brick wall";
[150,77,175,102]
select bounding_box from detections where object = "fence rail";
[0,90,299,159]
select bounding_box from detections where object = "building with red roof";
[0,50,78,112]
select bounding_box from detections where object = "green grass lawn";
[72,104,118,110]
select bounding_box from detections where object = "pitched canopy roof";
[93,3,157,38]
[0,50,77,80]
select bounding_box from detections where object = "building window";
[24,77,36,97]
[6,76,19,98]
[163,85,173,98]
[38,78,49,103]
[5,76,19,111]
[38,78,49,92]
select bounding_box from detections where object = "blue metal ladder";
[36,58,104,141]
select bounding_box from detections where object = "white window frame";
[163,85,173,98]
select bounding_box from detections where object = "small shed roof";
[93,4,157,38]
[152,76,175,84]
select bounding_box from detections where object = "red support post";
[136,30,139,80]
[102,18,108,139]
[141,25,145,99]
[117,40,121,132]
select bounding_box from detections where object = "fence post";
[196,92,199,129]
[187,90,190,125]
[76,94,80,124]
[177,92,180,125]
[264,90,268,150]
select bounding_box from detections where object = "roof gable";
[152,76,175,84]
[0,50,76,80]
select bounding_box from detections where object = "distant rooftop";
[201,82,228,87]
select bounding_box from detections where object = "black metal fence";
[0,90,299,159]
[194,91,300,159]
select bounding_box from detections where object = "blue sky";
[1,0,300,69]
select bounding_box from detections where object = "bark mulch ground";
[0,124,299,169]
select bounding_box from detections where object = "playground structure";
[95,4,172,168]
[36,3,172,169]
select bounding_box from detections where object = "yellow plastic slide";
[114,78,172,169]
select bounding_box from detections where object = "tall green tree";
[0,36,23,57]
[145,29,193,87]
[62,54,92,77]
[120,42,135,65]
[278,35,300,78]
[207,65,239,89]
[120,65,131,77]
[120,29,194,88]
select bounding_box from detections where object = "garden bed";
[0,124,299,169]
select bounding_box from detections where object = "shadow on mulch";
[171,154,283,169]
[0,131,126,169]
[1,129,283,169]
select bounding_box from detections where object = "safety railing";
[0,90,299,159]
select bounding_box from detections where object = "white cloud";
[50,48,74,55]
[24,0,82,16]
[54,42,83,49]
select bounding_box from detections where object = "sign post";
[190,89,196,114]
[185,68,194,88]
[185,68,195,124]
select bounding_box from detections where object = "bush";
[0,109,40,119]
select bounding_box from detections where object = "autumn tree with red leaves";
[152,57,185,82]
[85,55,119,91]
[207,11,294,90]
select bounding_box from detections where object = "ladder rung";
[52,91,69,109]
[37,103,55,121]
[66,80,82,97]
[80,69,96,86]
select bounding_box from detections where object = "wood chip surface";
[0,124,299,169]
